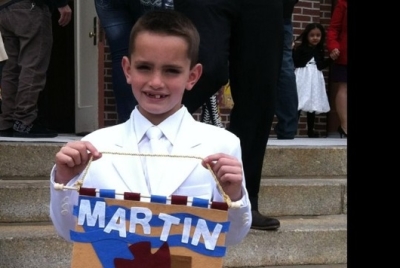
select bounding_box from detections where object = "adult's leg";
[335,82,347,133]
[274,18,298,139]
[0,60,4,114]
[0,12,17,130]
[0,60,5,83]
[175,0,233,114]
[306,111,319,138]
[94,0,142,123]
[0,1,52,130]
[228,0,283,212]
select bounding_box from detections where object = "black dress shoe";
[251,210,280,230]
[0,128,14,137]
[337,126,347,138]
[13,125,58,138]
[307,130,320,138]
[13,121,58,138]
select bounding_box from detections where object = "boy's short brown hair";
[128,9,200,68]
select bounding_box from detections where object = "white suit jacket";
[50,108,251,246]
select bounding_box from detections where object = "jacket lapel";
[151,112,203,196]
[107,111,206,198]
[110,120,151,196]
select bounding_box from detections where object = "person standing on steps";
[326,0,347,138]
[94,0,222,126]
[274,0,299,140]
[94,0,146,124]
[292,23,337,138]
[175,0,283,230]
[49,10,251,245]
[0,0,72,138]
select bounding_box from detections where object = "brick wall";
[101,0,333,137]
[102,45,118,125]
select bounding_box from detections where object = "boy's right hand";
[54,141,102,185]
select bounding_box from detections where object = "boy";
[50,10,251,246]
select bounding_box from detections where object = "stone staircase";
[0,137,347,268]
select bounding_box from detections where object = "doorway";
[38,1,100,135]
[38,2,75,134]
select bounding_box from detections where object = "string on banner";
[54,151,241,208]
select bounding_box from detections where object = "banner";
[70,188,230,268]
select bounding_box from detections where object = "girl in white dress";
[292,23,337,137]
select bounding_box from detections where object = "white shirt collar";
[133,105,187,146]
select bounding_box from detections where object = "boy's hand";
[54,141,102,185]
[202,153,243,201]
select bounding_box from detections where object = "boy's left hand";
[202,153,243,201]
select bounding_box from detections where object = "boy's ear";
[186,63,203,91]
[121,56,132,84]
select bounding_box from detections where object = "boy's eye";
[135,64,151,71]
[165,68,181,74]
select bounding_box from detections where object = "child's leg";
[307,112,319,138]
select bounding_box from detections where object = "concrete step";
[258,177,347,216]
[0,178,346,223]
[0,179,50,223]
[262,146,346,177]
[0,139,347,178]
[0,214,346,268]
[0,137,347,266]
[225,214,347,267]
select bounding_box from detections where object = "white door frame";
[74,0,99,134]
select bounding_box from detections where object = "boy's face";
[122,32,202,125]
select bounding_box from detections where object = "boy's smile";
[122,32,202,125]
[144,92,167,99]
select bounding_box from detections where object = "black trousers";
[176,0,284,210]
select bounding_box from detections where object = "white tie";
[145,126,168,191]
